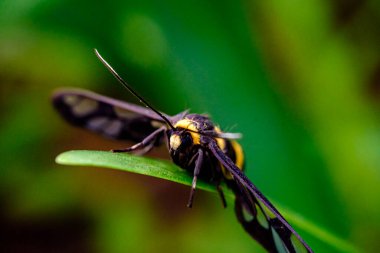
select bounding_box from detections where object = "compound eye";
[180,132,193,148]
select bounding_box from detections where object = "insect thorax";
[167,114,244,180]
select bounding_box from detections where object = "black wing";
[53,88,181,142]
[208,140,313,253]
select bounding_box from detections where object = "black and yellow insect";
[53,50,313,253]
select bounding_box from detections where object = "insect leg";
[187,149,204,208]
[216,184,227,208]
[112,126,166,153]
[131,142,156,156]
[213,164,227,208]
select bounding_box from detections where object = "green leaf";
[55,150,226,196]
[56,150,361,253]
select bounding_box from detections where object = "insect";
[53,49,313,253]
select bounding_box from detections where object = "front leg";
[187,149,204,208]
[112,126,166,154]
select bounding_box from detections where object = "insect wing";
[52,88,169,142]
[208,141,313,253]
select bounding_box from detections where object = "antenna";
[94,49,175,130]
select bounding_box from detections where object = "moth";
[53,49,313,253]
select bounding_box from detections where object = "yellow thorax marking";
[174,119,199,132]
[174,119,201,144]
[174,119,227,150]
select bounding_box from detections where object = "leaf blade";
[56,150,219,194]
[55,150,362,253]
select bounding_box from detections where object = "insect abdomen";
[220,140,244,180]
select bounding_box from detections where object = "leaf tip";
[55,151,73,165]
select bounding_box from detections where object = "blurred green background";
[1,0,380,252]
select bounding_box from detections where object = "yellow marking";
[174,119,200,144]
[214,126,226,151]
[214,126,222,132]
[190,132,201,145]
[169,134,182,150]
[73,98,98,116]
[231,140,244,170]
[216,138,225,151]
[174,119,198,132]
[221,168,233,180]
[215,126,244,179]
